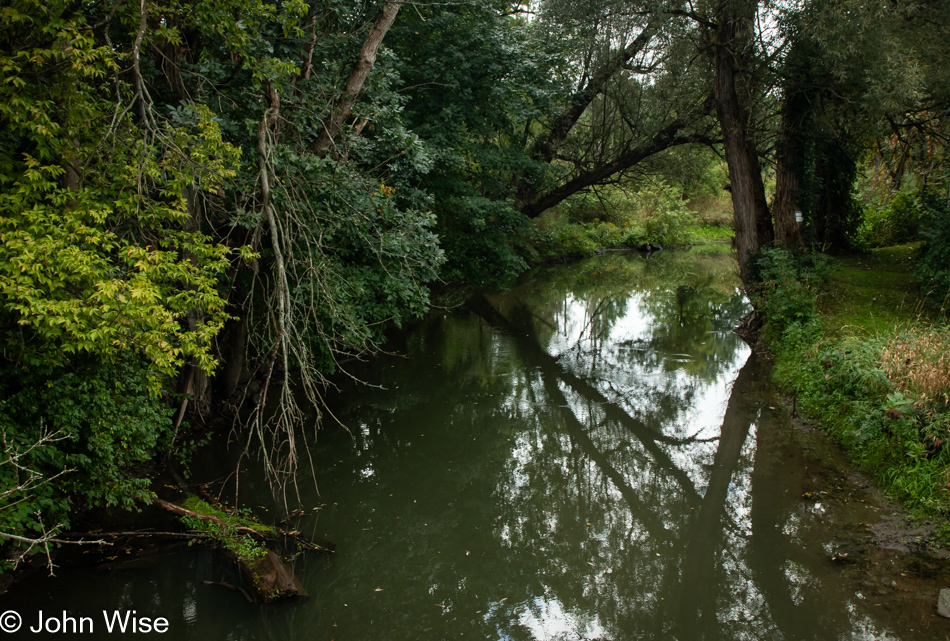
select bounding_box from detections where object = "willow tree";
[514,0,720,219]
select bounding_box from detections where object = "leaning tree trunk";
[712,0,773,281]
[309,1,403,157]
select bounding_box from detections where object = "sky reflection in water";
[3,248,914,641]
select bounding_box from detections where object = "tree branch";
[310,1,404,157]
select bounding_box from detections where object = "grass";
[687,224,734,244]
[764,243,950,528]
[821,243,924,333]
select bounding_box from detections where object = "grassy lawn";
[821,243,926,334]
[687,224,734,244]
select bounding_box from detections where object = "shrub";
[915,194,950,309]
[856,190,923,249]
[746,247,834,343]
[688,194,734,227]
[0,357,174,550]
[634,179,696,246]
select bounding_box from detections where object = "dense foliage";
[0,0,948,564]
[915,195,950,308]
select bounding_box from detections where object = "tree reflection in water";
[1,250,908,640]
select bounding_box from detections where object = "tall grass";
[880,324,950,408]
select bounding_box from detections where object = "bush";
[746,247,834,343]
[633,179,696,247]
[856,190,923,249]
[519,179,701,263]
[915,194,950,309]
[0,357,174,550]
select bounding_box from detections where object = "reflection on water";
[4,248,942,640]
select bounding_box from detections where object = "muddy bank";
[782,406,950,635]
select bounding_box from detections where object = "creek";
[5,247,949,640]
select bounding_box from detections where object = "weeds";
[178,496,271,562]
[762,247,950,520]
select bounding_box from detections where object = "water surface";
[6,248,948,640]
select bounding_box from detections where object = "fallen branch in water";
[152,498,271,539]
[61,530,211,541]
[202,579,255,604]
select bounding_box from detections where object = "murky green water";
[6,248,949,640]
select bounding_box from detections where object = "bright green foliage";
[0,3,237,378]
[0,0,453,542]
[0,0,242,546]
[178,497,270,561]
[633,180,696,248]
[520,178,706,263]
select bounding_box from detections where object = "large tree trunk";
[813,143,857,253]
[773,103,805,247]
[310,1,403,157]
[712,0,773,281]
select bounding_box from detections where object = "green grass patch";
[821,243,924,334]
[687,224,734,244]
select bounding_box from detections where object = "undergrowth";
[520,179,733,264]
[756,247,950,525]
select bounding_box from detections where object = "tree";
[0,0,240,549]
[515,0,719,219]
[0,0,445,545]
[708,0,773,278]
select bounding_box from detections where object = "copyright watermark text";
[0,610,168,634]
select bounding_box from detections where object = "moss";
[223,535,268,562]
[180,496,275,533]
[175,495,275,564]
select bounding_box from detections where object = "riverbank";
[518,211,734,266]
[758,243,950,542]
